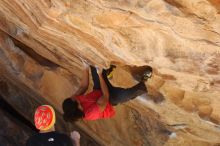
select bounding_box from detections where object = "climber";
[26,105,80,146]
[62,60,152,122]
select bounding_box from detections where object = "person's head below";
[34,105,56,133]
[62,98,84,122]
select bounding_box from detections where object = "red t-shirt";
[76,90,115,120]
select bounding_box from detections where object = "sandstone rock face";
[0,96,34,146]
[0,0,220,146]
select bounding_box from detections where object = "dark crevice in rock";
[0,108,34,146]
[11,37,59,68]
[164,0,183,8]
[0,95,38,132]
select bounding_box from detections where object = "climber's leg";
[96,65,152,105]
[109,82,147,105]
[105,65,116,79]
[90,66,101,90]
[108,66,153,105]
[102,66,116,90]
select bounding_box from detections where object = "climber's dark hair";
[146,66,153,72]
[62,98,84,122]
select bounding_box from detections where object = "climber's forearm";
[70,67,89,99]
[79,66,89,89]
[97,72,109,109]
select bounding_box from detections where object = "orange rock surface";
[0,0,220,145]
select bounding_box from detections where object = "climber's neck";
[39,126,55,133]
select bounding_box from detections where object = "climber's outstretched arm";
[96,68,109,111]
[70,64,89,100]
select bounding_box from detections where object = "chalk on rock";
[169,132,177,139]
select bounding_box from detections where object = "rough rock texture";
[0,96,34,146]
[0,0,220,146]
[0,109,32,146]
